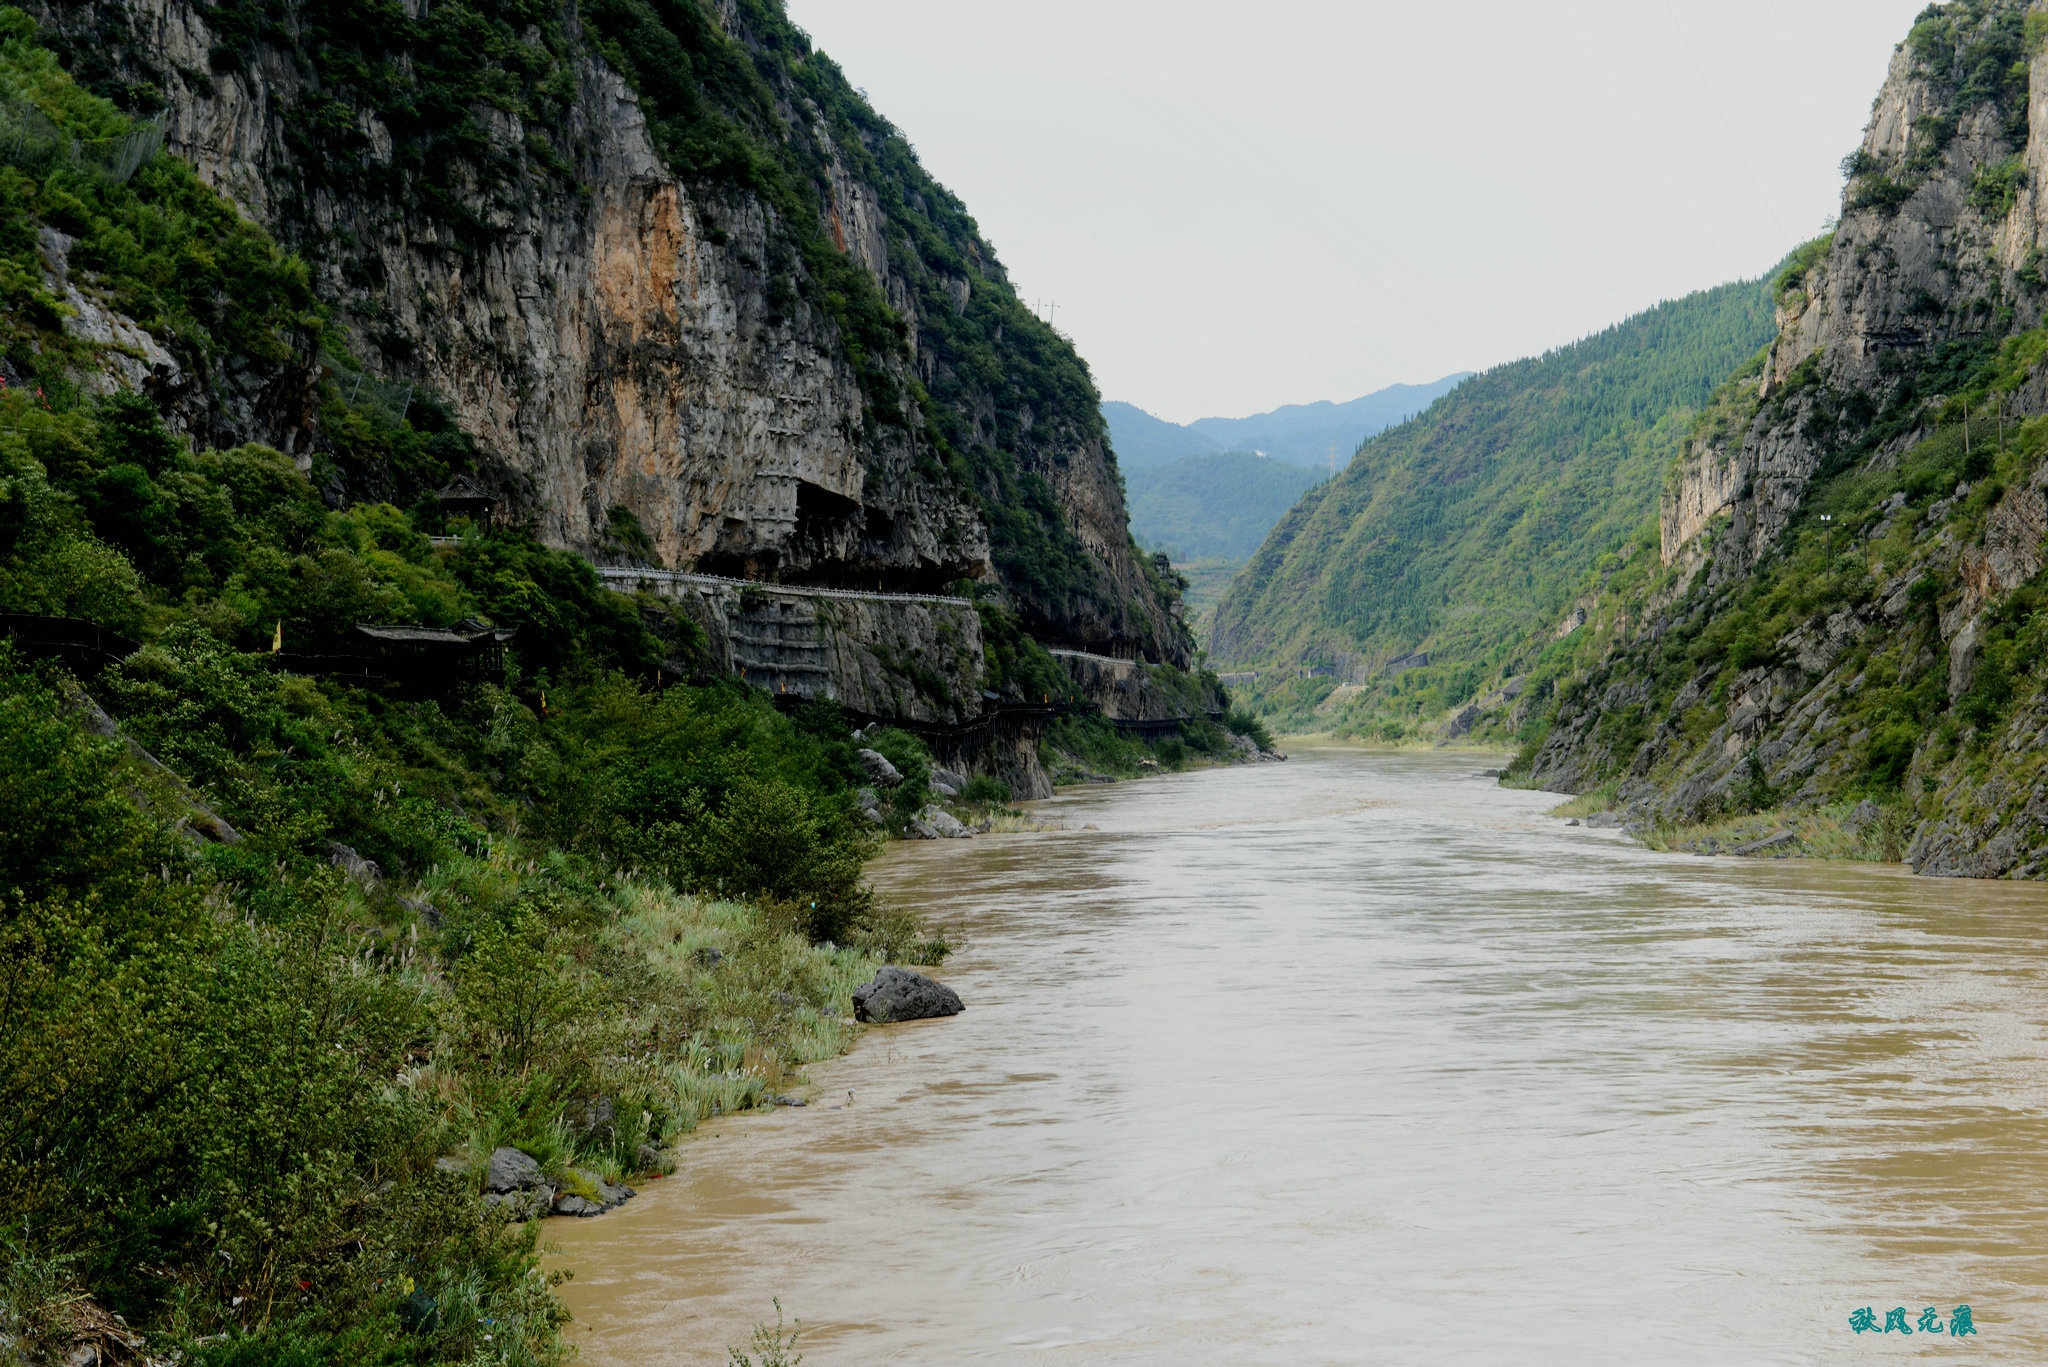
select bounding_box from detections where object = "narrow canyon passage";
[549,749,2048,1364]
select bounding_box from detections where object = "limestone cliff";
[1661,0,2043,574]
[1517,0,2048,881]
[33,0,1190,664]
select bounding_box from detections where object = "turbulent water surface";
[547,747,2048,1363]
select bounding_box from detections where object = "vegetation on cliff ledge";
[1505,334,2048,877]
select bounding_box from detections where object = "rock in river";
[853,966,965,1023]
[908,805,973,839]
[553,1168,635,1217]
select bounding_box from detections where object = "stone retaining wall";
[600,568,983,725]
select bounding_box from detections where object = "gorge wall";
[30,0,1190,665]
[1518,0,2048,880]
[1660,0,2048,578]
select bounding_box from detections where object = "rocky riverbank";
[1534,781,1922,869]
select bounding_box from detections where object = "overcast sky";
[783,0,1929,424]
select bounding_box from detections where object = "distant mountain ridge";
[1126,452,1323,562]
[1101,402,1221,468]
[1104,373,1473,470]
[1209,277,1779,676]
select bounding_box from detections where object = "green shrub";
[453,910,588,1076]
[690,775,875,939]
[1222,706,1274,751]
[1848,175,1915,215]
[960,774,1010,804]
[1970,154,2028,217]
[861,726,933,825]
[1862,722,1920,790]
[1735,751,1777,814]
[0,655,178,909]
[1957,649,2013,733]
[1726,629,1771,671]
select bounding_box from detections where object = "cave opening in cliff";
[795,478,862,541]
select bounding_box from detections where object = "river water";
[548,747,2048,1364]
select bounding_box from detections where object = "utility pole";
[1820,512,1833,566]
[1328,441,1338,480]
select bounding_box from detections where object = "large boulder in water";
[908,805,972,839]
[852,966,964,1023]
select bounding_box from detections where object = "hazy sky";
[783,0,1928,424]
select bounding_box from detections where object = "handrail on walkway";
[1047,646,1147,668]
[595,566,972,609]
[0,613,140,671]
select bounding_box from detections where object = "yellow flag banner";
[271,620,282,653]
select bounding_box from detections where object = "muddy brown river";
[548,747,2048,1363]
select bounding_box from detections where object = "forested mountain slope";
[1126,450,1322,561]
[31,0,1190,661]
[1101,400,1222,468]
[1511,0,2048,882]
[1209,279,1778,694]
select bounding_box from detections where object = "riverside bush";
[1221,706,1274,752]
[0,371,923,1366]
[0,643,917,1362]
[1039,712,1236,778]
[0,8,977,1359]
[860,725,935,830]
[960,773,1010,804]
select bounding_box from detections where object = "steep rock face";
[1662,0,2042,574]
[35,0,1190,663]
[1519,0,2048,881]
[36,0,983,585]
[1659,433,1744,568]
[1051,648,1222,722]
